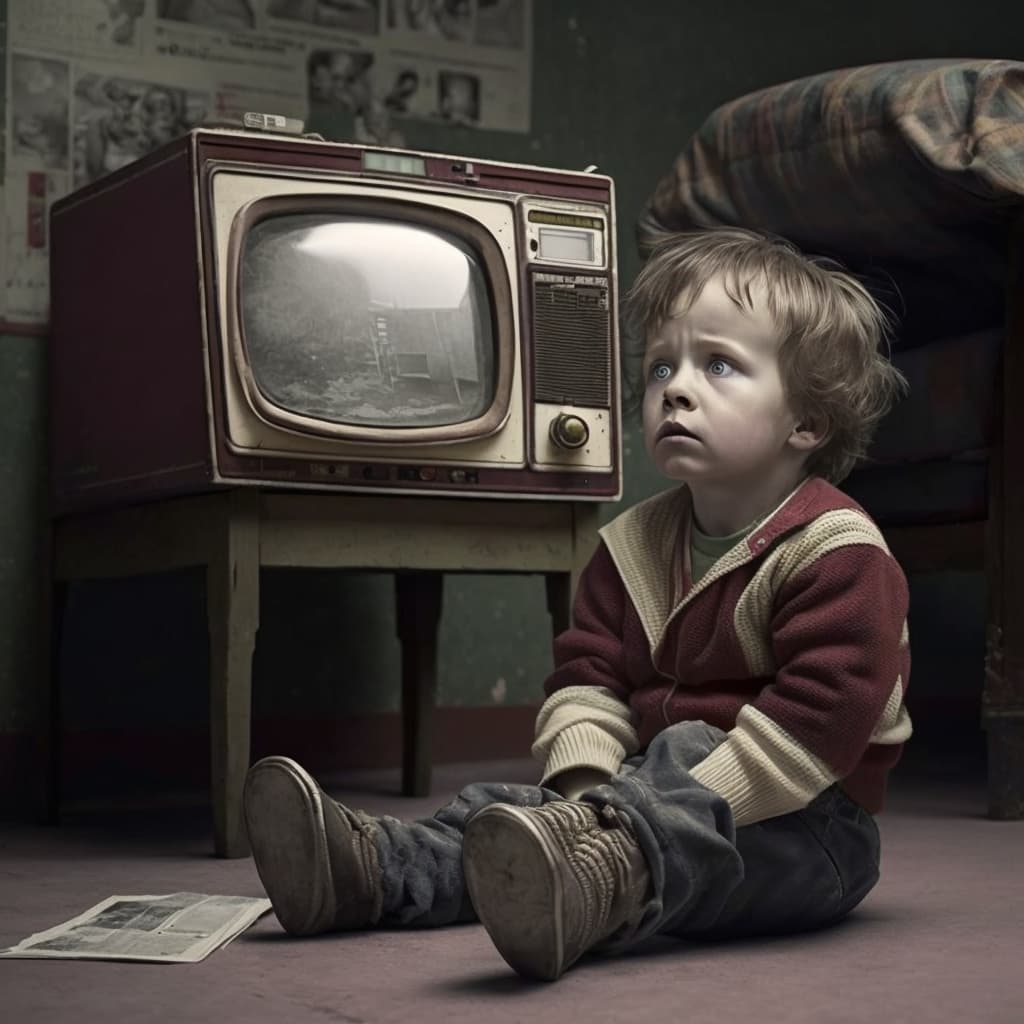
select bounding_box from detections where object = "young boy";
[242,227,912,982]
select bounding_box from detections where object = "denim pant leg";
[371,780,563,928]
[580,720,882,952]
[693,784,881,940]
[579,720,745,951]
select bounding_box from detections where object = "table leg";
[207,491,260,857]
[545,572,572,639]
[395,571,443,797]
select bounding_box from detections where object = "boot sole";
[463,804,566,981]
[243,756,335,936]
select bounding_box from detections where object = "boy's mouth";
[657,421,700,442]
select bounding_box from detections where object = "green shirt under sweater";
[690,519,759,583]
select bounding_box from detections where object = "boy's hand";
[550,767,611,801]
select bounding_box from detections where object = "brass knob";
[549,413,589,450]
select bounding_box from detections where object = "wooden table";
[46,489,602,857]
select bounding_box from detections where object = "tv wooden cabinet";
[45,489,602,858]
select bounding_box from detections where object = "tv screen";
[239,213,496,429]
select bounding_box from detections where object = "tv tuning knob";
[549,412,589,450]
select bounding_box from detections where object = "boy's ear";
[788,418,827,452]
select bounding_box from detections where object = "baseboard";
[0,694,989,816]
[0,704,539,812]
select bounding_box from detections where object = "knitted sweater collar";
[598,476,861,650]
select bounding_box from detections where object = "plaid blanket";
[638,58,1024,295]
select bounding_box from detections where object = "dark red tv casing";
[49,129,620,515]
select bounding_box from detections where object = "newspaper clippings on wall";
[4,0,533,326]
[0,892,272,963]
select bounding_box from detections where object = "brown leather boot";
[462,801,651,981]
[243,756,383,935]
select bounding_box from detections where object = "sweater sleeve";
[531,542,640,783]
[532,686,638,784]
[689,541,910,826]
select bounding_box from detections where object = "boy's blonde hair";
[624,227,908,484]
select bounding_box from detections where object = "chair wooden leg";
[984,567,1024,819]
[985,705,1024,819]
[396,571,443,797]
[986,220,1024,819]
[207,491,260,858]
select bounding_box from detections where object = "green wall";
[2,0,1016,805]
[0,334,46,737]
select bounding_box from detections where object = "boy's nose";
[662,377,696,411]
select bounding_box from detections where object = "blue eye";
[708,358,733,377]
[650,362,671,381]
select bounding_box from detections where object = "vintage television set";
[49,123,621,515]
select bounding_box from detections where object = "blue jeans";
[370,721,881,948]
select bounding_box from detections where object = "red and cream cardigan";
[532,477,912,826]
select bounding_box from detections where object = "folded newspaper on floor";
[0,892,272,963]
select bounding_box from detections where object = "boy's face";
[642,273,808,493]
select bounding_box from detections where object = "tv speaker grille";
[532,277,611,408]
